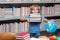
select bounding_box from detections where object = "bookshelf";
[0,0,60,35]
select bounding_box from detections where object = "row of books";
[0,22,28,34]
[42,4,60,16]
[0,19,60,33]
[0,7,21,18]
[0,0,60,2]
[0,4,60,18]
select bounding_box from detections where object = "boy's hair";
[30,5,41,14]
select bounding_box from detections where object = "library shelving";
[0,0,60,37]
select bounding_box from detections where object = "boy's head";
[30,5,41,13]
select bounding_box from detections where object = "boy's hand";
[43,19,49,22]
[20,17,28,22]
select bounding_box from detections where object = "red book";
[16,32,28,36]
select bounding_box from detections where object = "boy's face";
[32,7,39,13]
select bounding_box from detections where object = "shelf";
[40,27,60,32]
[0,2,60,4]
[0,16,20,21]
[45,15,60,19]
[45,15,60,17]
[0,15,59,22]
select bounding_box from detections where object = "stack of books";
[16,32,30,40]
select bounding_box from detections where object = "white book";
[8,23,11,32]
[42,6,44,15]
[0,0,5,2]
[4,8,13,18]
[55,0,60,2]
[0,8,2,18]
[24,22,28,32]
[5,23,9,32]
[20,22,22,32]
[14,22,18,34]
[14,8,20,17]
[3,24,6,32]
[27,7,30,15]
[1,24,3,32]
[49,6,55,15]
[12,23,15,33]
[21,7,27,17]
[54,5,60,15]
[22,22,25,32]
[1,24,4,32]
[44,6,50,16]
[10,23,14,33]
[1,8,4,18]
[0,24,3,32]
[20,22,25,32]
[18,22,21,33]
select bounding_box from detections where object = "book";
[14,8,20,17]
[49,6,55,15]
[0,8,2,18]
[18,22,21,33]
[4,8,13,18]
[54,5,60,15]
[44,6,50,16]
[14,22,19,34]
[21,7,28,17]
[0,0,5,2]
[55,0,60,2]
[5,23,9,32]
[24,22,28,32]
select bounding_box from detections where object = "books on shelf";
[42,6,50,16]
[14,8,20,17]
[55,0,60,2]
[0,8,2,18]
[4,8,13,18]
[5,23,10,32]
[54,4,60,15]
[0,24,6,32]
[0,0,5,2]
[0,5,60,19]
[49,6,55,15]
